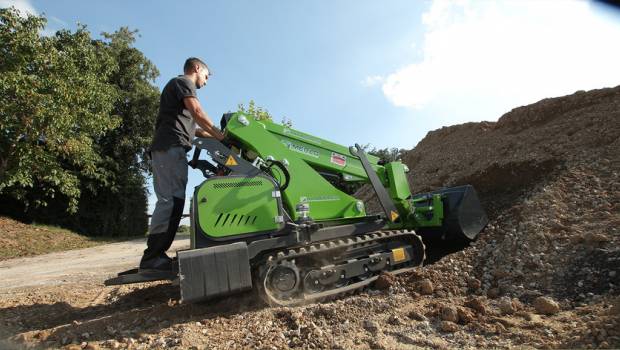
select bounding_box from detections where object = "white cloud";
[380,0,620,119]
[361,75,384,87]
[49,15,68,26]
[0,0,36,16]
[1,1,69,36]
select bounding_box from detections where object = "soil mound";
[397,85,620,348]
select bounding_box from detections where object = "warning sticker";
[225,155,238,166]
[390,210,399,222]
[392,248,406,262]
[330,153,346,166]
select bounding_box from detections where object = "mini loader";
[106,112,488,305]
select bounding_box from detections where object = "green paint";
[195,112,448,238]
[195,176,282,238]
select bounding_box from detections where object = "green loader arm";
[200,112,487,238]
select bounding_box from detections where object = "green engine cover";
[194,175,284,239]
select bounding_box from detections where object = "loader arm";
[214,112,412,224]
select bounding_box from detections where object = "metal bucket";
[413,185,488,240]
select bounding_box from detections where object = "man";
[140,57,225,271]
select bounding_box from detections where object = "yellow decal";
[225,155,238,166]
[390,210,399,222]
[392,248,406,262]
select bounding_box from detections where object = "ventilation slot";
[212,213,259,227]
[221,213,230,226]
[213,213,223,226]
[212,181,263,189]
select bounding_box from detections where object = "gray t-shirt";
[150,76,198,152]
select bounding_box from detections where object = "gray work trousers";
[149,146,188,235]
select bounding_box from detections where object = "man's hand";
[184,97,225,140]
[195,127,224,140]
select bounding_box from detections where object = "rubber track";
[259,230,425,306]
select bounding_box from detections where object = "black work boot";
[140,233,173,271]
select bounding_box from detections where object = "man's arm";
[183,97,225,141]
[194,128,212,138]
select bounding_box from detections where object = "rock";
[387,315,402,325]
[35,330,50,341]
[363,320,381,334]
[487,288,500,298]
[585,233,610,245]
[440,306,459,322]
[374,272,395,290]
[64,345,81,350]
[533,296,560,315]
[85,344,99,350]
[61,336,72,345]
[418,279,434,295]
[468,278,481,291]
[407,310,428,321]
[457,307,475,324]
[499,297,516,315]
[495,322,507,334]
[440,320,459,333]
[465,297,487,315]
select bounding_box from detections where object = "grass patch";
[0,216,143,261]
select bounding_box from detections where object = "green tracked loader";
[106,112,488,305]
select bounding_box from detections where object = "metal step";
[104,268,177,286]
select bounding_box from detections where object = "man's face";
[196,65,210,89]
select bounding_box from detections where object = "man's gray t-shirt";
[150,76,197,152]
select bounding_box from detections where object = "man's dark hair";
[183,57,211,75]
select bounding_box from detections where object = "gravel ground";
[1,85,619,349]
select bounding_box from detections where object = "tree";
[369,147,406,162]
[75,28,160,236]
[0,8,119,212]
[237,100,294,127]
[359,144,406,163]
[0,8,160,236]
[237,100,273,121]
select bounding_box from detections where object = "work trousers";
[144,147,188,261]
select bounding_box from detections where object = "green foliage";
[0,8,159,236]
[237,100,273,121]
[360,144,406,162]
[0,8,119,211]
[369,147,406,162]
[281,116,293,128]
[237,100,293,127]
[74,27,159,236]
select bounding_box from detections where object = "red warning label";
[330,153,346,166]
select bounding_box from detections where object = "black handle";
[189,147,202,168]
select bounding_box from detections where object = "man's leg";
[141,147,188,270]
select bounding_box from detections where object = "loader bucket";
[414,185,488,240]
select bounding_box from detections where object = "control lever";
[188,146,219,178]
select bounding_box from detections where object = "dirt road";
[0,237,189,291]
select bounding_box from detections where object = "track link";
[257,230,425,306]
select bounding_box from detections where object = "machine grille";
[212,181,263,189]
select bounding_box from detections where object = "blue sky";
[3,0,620,222]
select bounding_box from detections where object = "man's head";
[183,57,211,89]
